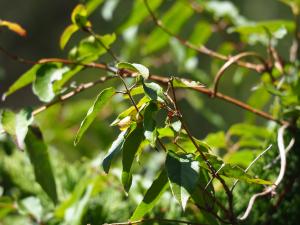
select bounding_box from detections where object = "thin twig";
[231,144,272,192]
[239,124,293,220]
[143,0,266,73]
[32,76,116,115]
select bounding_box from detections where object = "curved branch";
[212,52,267,96]
[239,124,294,220]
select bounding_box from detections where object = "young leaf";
[130,170,169,221]
[60,24,79,49]
[165,151,199,210]
[122,126,144,193]
[24,126,58,203]
[3,64,41,100]
[0,19,27,37]
[117,62,149,79]
[102,130,128,173]
[74,87,115,145]
[71,4,91,28]
[85,0,105,15]
[143,102,158,147]
[32,63,70,102]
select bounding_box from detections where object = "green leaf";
[24,126,58,203]
[165,151,199,209]
[71,4,91,28]
[229,123,271,139]
[85,0,104,15]
[32,63,70,102]
[60,24,79,49]
[144,1,193,54]
[69,33,116,63]
[143,102,158,147]
[122,126,144,192]
[3,64,41,100]
[130,170,169,221]
[118,0,163,32]
[74,87,115,145]
[102,130,128,173]
[117,62,149,79]
[142,81,165,103]
[1,109,33,149]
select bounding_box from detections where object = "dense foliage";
[1,0,300,224]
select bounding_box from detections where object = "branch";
[103,218,208,225]
[212,52,268,96]
[143,0,266,73]
[32,76,117,115]
[0,47,289,126]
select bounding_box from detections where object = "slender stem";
[32,76,116,116]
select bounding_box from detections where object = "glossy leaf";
[142,81,165,103]
[60,24,79,49]
[3,64,41,99]
[130,170,169,221]
[166,151,199,209]
[32,63,70,102]
[143,102,158,147]
[122,126,144,192]
[117,62,149,79]
[102,130,128,173]
[24,126,58,203]
[0,19,27,36]
[74,87,115,145]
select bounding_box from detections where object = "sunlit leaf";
[71,4,91,28]
[117,62,149,79]
[3,64,41,100]
[0,19,27,36]
[24,126,58,203]
[142,81,165,103]
[74,87,115,145]
[166,151,199,210]
[32,63,70,102]
[60,24,79,49]
[130,170,169,220]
